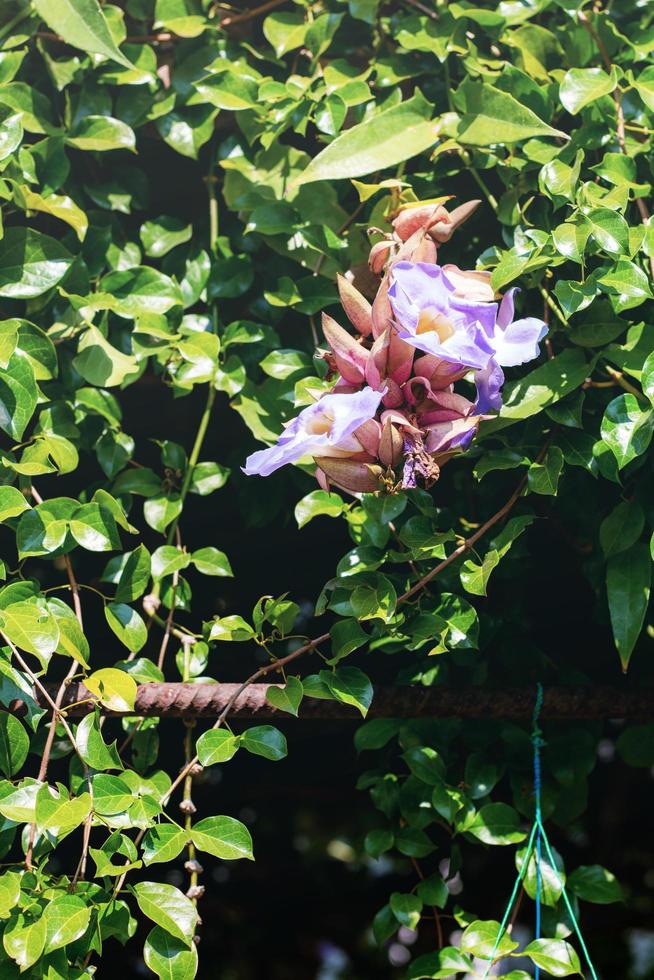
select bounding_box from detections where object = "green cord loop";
[479,685,600,979]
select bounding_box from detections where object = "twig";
[157,568,180,672]
[220,0,287,27]
[399,0,439,20]
[604,365,646,399]
[410,856,444,947]
[35,30,175,43]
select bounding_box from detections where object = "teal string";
[538,825,600,980]
[478,684,600,979]
[480,821,538,979]
[532,683,544,980]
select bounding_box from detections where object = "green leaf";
[403,746,445,786]
[141,215,192,258]
[516,843,565,907]
[567,865,623,904]
[151,545,191,581]
[67,115,136,152]
[559,67,616,114]
[0,352,38,440]
[191,815,254,860]
[467,803,526,845]
[240,725,287,761]
[142,825,188,866]
[599,500,645,557]
[416,873,448,909]
[115,545,152,603]
[133,881,198,946]
[100,266,183,318]
[481,349,590,433]
[0,712,28,777]
[208,615,254,642]
[456,79,567,144]
[33,0,135,70]
[263,11,308,56]
[0,872,21,920]
[0,599,59,664]
[606,543,651,670]
[73,325,138,387]
[294,490,346,528]
[584,208,629,255]
[407,948,474,979]
[143,926,198,980]
[461,516,533,596]
[600,394,654,469]
[105,602,147,653]
[13,185,88,241]
[86,667,137,712]
[266,677,303,717]
[0,109,22,162]
[389,892,422,929]
[320,666,373,717]
[296,92,438,184]
[329,618,368,663]
[523,938,582,976]
[598,259,652,311]
[0,486,30,522]
[196,729,240,765]
[0,228,72,299]
[527,446,564,495]
[3,912,47,971]
[190,546,232,577]
[460,920,518,959]
[92,774,134,815]
[69,501,121,551]
[43,894,92,953]
[75,712,123,770]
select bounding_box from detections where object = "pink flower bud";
[368,240,392,276]
[411,238,437,264]
[321,313,369,385]
[353,418,381,457]
[428,200,481,242]
[413,354,467,390]
[337,274,373,336]
[378,419,404,468]
[314,457,383,494]
[371,277,393,338]
[392,203,450,242]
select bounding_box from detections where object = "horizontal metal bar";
[23,683,654,720]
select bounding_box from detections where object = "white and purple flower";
[388,262,548,412]
[243,386,385,477]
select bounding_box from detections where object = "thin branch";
[220,0,288,27]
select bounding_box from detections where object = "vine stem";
[578,9,654,281]
[24,553,88,870]
[146,381,217,615]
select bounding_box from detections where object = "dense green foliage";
[0,0,652,975]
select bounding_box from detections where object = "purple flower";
[388,262,547,412]
[243,387,384,477]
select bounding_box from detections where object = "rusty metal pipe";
[21,683,654,720]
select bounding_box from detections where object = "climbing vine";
[0,0,651,976]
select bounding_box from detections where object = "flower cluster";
[244,198,548,494]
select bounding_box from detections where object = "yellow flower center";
[305,412,334,436]
[416,307,456,342]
